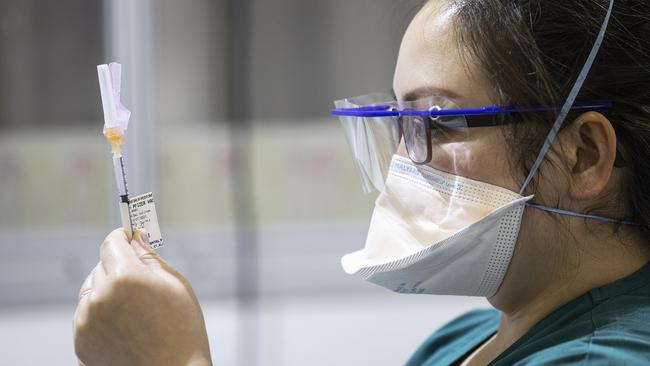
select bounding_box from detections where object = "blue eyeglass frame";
[331,101,614,127]
[332,100,618,166]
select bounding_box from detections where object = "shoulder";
[578,291,650,363]
[406,308,499,366]
[512,333,650,366]
[509,297,650,366]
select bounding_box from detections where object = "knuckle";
[78,288,92,300]
[139,250,158,259]
[138,251,160,264]
[99,238,112,254]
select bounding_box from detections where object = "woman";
[74,0,650,365]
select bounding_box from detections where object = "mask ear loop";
[518,0,615,196]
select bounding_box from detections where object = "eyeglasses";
[332,95,613,165]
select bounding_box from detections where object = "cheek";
[426,129,520,191]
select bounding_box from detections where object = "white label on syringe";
[128,192,164,249]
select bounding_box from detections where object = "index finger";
[99,228,140,274]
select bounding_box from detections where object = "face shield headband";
[332,0,635,226]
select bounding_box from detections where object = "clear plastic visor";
[333,93,479,193]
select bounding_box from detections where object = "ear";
[565,112,618,199]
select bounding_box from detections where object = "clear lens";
[430,116,468,143]
[399,97,470,168]
[401,116,430,164]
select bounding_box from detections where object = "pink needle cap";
[97,62,131,135]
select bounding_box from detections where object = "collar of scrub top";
[330,100,614,128]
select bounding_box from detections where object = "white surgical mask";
[342,155,532,297]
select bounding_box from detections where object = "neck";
[484,222,650,361]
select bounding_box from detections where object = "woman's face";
[393,1,521,192]
[393,1,577,305]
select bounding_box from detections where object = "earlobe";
[569,112,617,200]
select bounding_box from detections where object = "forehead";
[393,1,494,107]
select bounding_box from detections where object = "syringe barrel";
[112,154,129,198]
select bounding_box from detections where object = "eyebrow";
[399,86,463,102]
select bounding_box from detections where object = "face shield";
[333,93,400,193]
[333,93,613,194]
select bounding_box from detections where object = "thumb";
[132,229,162,267]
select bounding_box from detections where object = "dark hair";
[449,0,650,228]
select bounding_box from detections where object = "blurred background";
[0,0,487,364]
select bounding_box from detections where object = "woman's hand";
[73,229,212,366]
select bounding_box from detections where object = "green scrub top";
[406,262,650,365]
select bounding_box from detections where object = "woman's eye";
[430,118,465,143]
[430,118,453,135]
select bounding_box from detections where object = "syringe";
[97,63,133,239]
[106,129,132,239]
